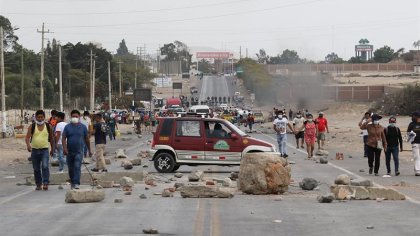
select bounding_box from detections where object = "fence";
[265,63,414,74]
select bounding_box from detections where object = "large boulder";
[179,186,234,198]
[350,178,373,187]
[65,189,105,203]
[119,176,134,187]
[131,159,142,166]
[188,170,204,182]
[121,160,133,170]
[115,149,128,158]
[330,185,405,200]
[238,152,291,194]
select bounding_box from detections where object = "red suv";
[149,117,276,173]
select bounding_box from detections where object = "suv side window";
[205,121,231,139]
[159,119,174,136]
[176,120,201,137]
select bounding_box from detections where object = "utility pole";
[246,48,248,58]
[87,50,95,111]
[117,60,123,97]
[108,61,112,111]
[58,45,63,111]
[1,27,6,138]
[20,49,24,125]
[239,46,242,59]
[37,23,50,110]
[92,59,96,110]
[135,47,141,89]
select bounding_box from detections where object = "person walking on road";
[359,112,371,158]
[62,110,92,189]
[80,111,91,157]
[25,110,54,190]
[315,112,329,150]
[298,114,317,159]
[293,111,305,149]
[91,113,108,173]
[107,116,117,140]
[54,112,67,173]
[407,111,420,176]
[247,113,255,133]
[360,114,387,176]
[273,111,294,158]
[384,117,402,177]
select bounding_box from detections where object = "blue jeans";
[277,133,287,155]
[363,135,368,157]
[385,146,399,173]
[56,144,66,171]
[109,126,116,140]
[248,122,253,131]
[67,152,82,186]
[31,149,50,185]
[83,143,88,157]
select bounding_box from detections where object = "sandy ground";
[333,75,420,86]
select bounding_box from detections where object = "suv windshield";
[225,121,248,137]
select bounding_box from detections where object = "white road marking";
[261,133,420,205]
[0,188,33,205]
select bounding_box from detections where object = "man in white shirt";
[273,111,294,158]
[358,112,371,158]
[293,111,305,149]
[80,111,91,157]
[55,112,67,173]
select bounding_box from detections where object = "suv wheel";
[154,152,176,173]
[173,165,180,171]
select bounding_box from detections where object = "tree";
[160,41,192,72]
[325,52,344,64]
[413,40,420,50]
[393,48,405,59]
[348,56,364,63]
[116,39,129,56]
[256,49,269,64]
[0,15,19,50]
[269,49,301,64]
[373,46,395,63]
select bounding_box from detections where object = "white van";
[189,105,211,114]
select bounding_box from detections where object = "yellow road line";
[193,199,205,236]
[210,200,221,236]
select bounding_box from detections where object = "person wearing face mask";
[273,110,294,158]
[297,114,317,159]
[383,117,402,177]
[293,111,305,149]
[62,110,93,190]
[360,114,387,176]
[25,110,55,191]
[407,111,420,176]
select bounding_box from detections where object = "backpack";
[100,122,110,135]
[31,122,53,143]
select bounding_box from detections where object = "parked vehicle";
[189,105,211,114]
[253,111,265,123]
[149,117,276,172]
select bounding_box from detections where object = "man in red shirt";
[315,112,329,150]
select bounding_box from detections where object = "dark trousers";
[367,146,381,174]
[31,149,50,185]
[385,146,399,174]
[66,152,82,186]
[363,135,368,156]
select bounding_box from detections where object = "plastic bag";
[115,129,121,137]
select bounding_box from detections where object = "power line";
[44,0,327,29]
[1,0,247,16]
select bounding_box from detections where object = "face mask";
[389,123,395,127]
[278,115,282,118]
[308,119,313,122]
[71,117,79,124]
[297,115,301,118]
[35,120,45,125]
[373,120,379,125]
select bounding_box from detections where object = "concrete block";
[65,189,105,203]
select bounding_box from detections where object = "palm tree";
[413,40,420,50]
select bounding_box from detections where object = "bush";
[381,84,420,115]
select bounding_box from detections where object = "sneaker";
[283,154,288,158]
[42,184,48,190]
[369,168,373,175]
[280,154,283,157]
[296,146,299,149]
[415,173,420,176]
[57,170,64,174]
[395,172,400,176]
[35,185,42,191]
[90,168,100,172]
[301,146,304,148]
[382,174,391,178]
[374,173,379,176]
[102,169,108,173]
[74,185,80,189]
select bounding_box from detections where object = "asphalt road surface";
[1,76,420,235]
[196,75,235,105]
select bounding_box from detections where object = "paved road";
[195,75,235,105]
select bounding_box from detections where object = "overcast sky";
[0,0,419,61]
